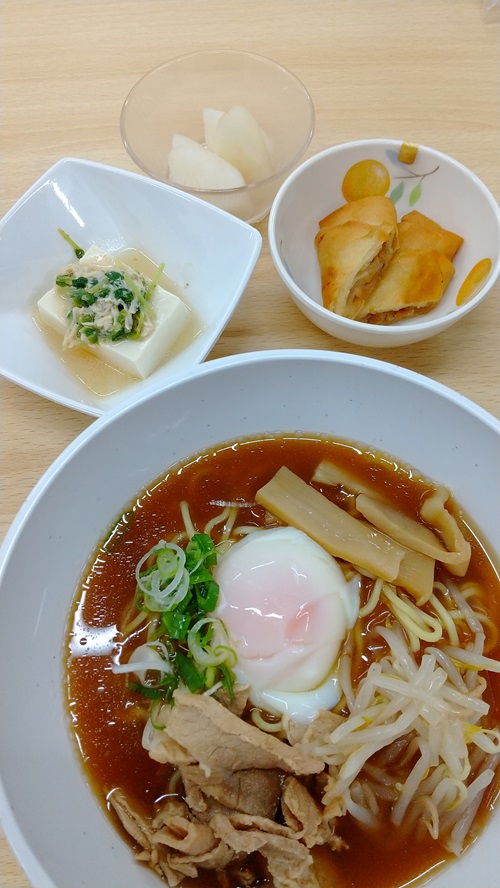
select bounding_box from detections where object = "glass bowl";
[121,49,315,224]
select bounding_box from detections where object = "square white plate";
[0,158,262,415]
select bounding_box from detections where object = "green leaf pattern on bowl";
[388,161,440,206]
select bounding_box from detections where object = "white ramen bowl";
[0,157,261,416]
[0,349,499,888]
[268,140,500,347]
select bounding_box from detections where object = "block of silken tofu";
[37,246,191,379]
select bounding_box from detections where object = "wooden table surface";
[1,1,499,885]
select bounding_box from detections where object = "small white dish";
[0,158,262,415]
[269,140,500,347]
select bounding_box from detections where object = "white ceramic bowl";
[269,140,500,347]
[0,158,261,416]
[0,349,499,888]
[121,49,315,224]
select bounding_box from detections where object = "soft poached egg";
[214,525,359,722]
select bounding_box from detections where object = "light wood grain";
[1,1,499,885]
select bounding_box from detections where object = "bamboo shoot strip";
[255,466,405,582]
[312,459,384,498]
[395,546,436,604]
[356,493,465,568]
[420,486,471,577]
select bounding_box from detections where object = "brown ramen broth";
[66,435,500,888]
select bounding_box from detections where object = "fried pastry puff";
[397,211,463,261]
[355,247,455,324]
[315,196,398,319]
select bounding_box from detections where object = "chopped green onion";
[113,530,237,708]
[55,273,74,287]
[129,682,163,700]
[186,533,218,569]
[174,650,206,693]
[55,240,164,346]
[136,540,190,612]
[187,617,235,668]
[220,662,236,702]
[162,610,192,640]
[124,272,156,319]
[58,227,85,259]
[195,578,219,612]
[144,261,165,301]
[156,547,179,581]
[72,276,89,289]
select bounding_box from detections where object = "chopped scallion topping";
[112,532,236,707]
[58,227,85,259]
[55,233,163,348]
